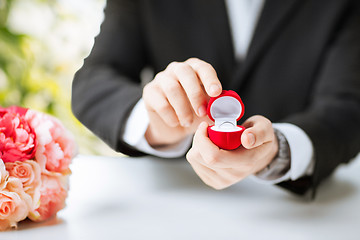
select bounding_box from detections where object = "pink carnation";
[29,175,68,222]
[26,110,77,174]
[0,177,32,231]
[0,107,37,163]
[5,161,41,211]
[0,107,75,230]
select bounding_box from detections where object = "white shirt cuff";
[122,99,192,158]
[251,123,315,185]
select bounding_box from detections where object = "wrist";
[255,134,279,173]
[255,128,291,177]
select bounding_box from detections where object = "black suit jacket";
[72,0,360,196]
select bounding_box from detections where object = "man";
[72,0,360,197]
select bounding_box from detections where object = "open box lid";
[207,90,245,127]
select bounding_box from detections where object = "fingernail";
[247,133,255,146]
[197,105,207,117]
[210,84,221,96]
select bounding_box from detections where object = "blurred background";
[0,0,118,155]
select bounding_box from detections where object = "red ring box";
[207,90,245,150]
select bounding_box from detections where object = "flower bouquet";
[0,106,77,231]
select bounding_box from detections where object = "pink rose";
[0,177,32,231]
[26,110,77,174]
[29,175,68,222]
[5,161,41,211]
[0,107,37,163]
[0,161,9,191]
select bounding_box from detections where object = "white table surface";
[1,154,360,240]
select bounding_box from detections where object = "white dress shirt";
[122,0,314,183]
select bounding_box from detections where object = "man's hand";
[143,58,222,147]
[186,116,279,190]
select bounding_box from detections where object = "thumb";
[193,121,219,152]
[241,116,274,149]
[194,121,209,140]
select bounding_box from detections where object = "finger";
[143,83,180,127]
[160,76,194,127]
[186,137,253,184]
[241,115,275,149]
[188,158,216,188]
[186,144,220,171]
[193,122,221,165]
[186,148,215,183]
[172,62,208,117]
[210,144,271,169]
[196,159,247,186]
[186,58,222,97]
[187,151,231,190]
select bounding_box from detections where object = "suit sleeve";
[72,0,147,156]
[278,1,360,196]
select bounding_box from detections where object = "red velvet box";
[207,90,245,150]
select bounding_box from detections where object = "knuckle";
[196,61,212,72]
[263,118,272,129]
[143,84,156,104]
[187,58,204,69]
[173,62,190,74]
[254,115,272,127]
[157,102,172,114]
[153,73,171,88]
[166,118,179,127]
[167,61,179,70]
[200,61,212,69]
[186,149,200,161]
[181,114,194,124]
[142,84,150,97]
[259,119,273,139]
[188,88,204,100]
[143,80,155,91]
[178,109,192,118]
[153,71,165,82]
[252,115,261,119]
[187,57,200,62]
[164,81,180,93]
[207,152,219,165]
[186,149,194,161]
[193,62,204,71]
[186,57,201,65]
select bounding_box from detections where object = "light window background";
[0,0,118,155]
